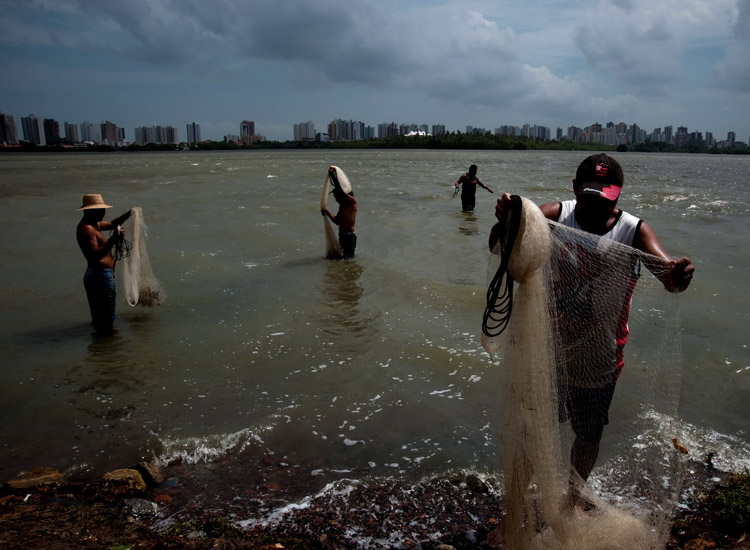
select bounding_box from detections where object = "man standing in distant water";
[321,166,358,258]
[455,164,493,212]
[76,194,132,336]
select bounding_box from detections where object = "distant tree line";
[2,133,748,154]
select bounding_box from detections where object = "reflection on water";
[457,211,479,236]
[318,260,374,346]
[57,311,169,472]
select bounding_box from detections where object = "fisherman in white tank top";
[489,153,694,517]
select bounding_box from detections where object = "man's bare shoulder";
[77,220,106,246]
[539,201,560,220]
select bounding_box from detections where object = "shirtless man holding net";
[490,153,694,509]
[321,166,358,258]
[76,194,132,336]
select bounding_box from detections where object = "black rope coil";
[482,195,522,338]
[111,232,132,262]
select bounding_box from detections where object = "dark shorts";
[461,194,476,212]
[558,382,616,444]
[339,231,357,258]
[83,267,116,333]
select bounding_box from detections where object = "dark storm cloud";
[51,0,536,104]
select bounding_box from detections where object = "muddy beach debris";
[0,458,745,549]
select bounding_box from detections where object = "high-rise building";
[79,121,101,143]
[135,125,179,145]
[378,122,398,139]
[293,121,316,141]
[432,124,446,136]
[187,122,201,144]
[663,125,673,144]
[567,126,581,141]
[675,126,689,148]
[352,121,365,140]
[629,123,640,144]
[727,131,736,147]
[21,114,46,145]
[100,120,119,143]
[43,118,60,142]
[0,113,19,145]
[240,120,255,144]
[64,122,79,143]
[165,126,178,144]
[329,119,368,141]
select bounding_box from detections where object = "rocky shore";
[1,459,747,550]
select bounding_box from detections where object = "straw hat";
[77,194,113,210]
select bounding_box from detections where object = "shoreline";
[1,458,746,549]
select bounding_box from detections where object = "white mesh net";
[122,207,164,307]
[483,197,684,549]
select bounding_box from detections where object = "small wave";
[157,419,283,465]
[668,417,750,473]
[239,478,361,529]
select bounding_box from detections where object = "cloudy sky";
[1,0,748,142]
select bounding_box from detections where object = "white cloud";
[713,0,750,93]
[574,0,736,95]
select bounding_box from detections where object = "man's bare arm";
[477,179,494,193]
[98,209,132,231]
[634,222,694,292]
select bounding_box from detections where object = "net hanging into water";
[482,197,684,550]
[122,207,164,307]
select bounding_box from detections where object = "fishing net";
[122,207,164,307]
[482,197,684,549]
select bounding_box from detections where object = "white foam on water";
[238,479,361,529]
[157,418,282,465]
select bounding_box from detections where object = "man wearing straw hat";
[76,194,132,336]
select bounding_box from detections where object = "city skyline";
[0,1,747,144]
[0,109,743,149]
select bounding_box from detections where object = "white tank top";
[556,200,641,246]
[554,200,643,384]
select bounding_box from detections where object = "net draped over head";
[122,207,164,307]
[483,197,684,549]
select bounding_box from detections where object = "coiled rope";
[111,233,132,263]
[482,194,522,338]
